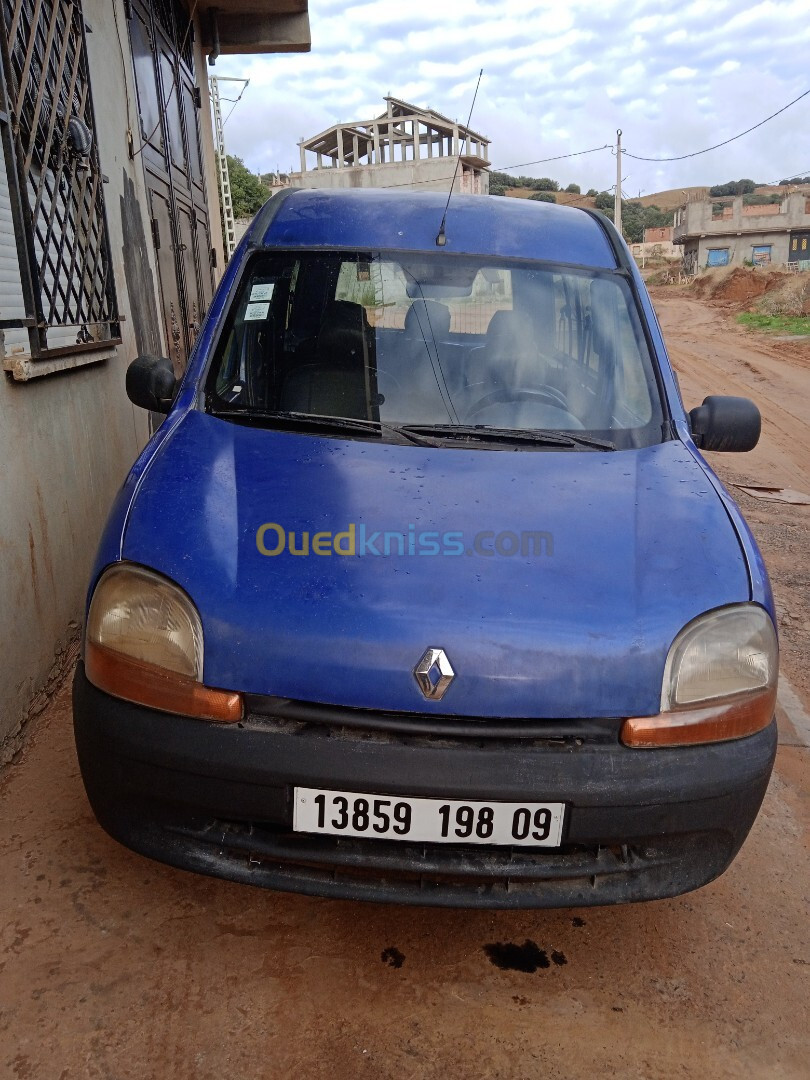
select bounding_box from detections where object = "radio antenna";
[436,68,484,247]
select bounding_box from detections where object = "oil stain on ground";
[381,946,405,968]
[484,940,567,973]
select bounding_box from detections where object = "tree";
[565,183,581,194]
[529,192,556,203]
[489,170,513,187]
[593,197,674,242]
[488,171,510,195]
[225,155,268,218]
[531,177,559,191]
[708,179,758,197]
[642,204,672,229]
[586,188,598,197]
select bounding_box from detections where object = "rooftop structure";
[291,97,491,194]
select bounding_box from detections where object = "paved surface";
[1,296,809,1079]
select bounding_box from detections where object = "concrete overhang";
[460,153,491,169]
[197,1,311,56]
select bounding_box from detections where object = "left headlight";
[661,604,777,709]
[621,604,777,748]
[85,563,242,723]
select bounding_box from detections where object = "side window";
[451,269,512,335]
[214,260,288,402]
[546,271,653,424]
[335,259,408,328]
[586,276,653,423]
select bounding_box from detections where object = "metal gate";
[788,231,810,268]
[0,0,119,359]
[127,0,214,376]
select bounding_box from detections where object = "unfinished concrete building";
[291,97,491,194]
[674,191,810,273]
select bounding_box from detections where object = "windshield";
[206,251,664,449]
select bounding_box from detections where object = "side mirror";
[126,355,177,414]
[689,395,761,452]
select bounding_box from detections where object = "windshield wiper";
[401,423,615,450]
[209,407,439,446]
[542,430,616,450]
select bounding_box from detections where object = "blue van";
[73,189,778,908]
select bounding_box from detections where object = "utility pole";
[614,129,623,238]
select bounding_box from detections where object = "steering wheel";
[466,386,569,420]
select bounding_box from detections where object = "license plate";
[293,788,565,847]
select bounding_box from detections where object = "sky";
[214,0,810,198]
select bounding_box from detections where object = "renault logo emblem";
[414,647,455,701]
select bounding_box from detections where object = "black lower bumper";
[72,664,777,909]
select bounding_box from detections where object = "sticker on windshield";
[244,301,270,321]
[250,283,274,302]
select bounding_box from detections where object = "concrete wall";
[630,240,679,260]
[697,232,791,268]
[289,157,489,194]
[681,233,792,274]
[674,193,810,250]
[643,227,673,243]
[0,0,221,756]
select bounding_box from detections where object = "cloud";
[215,0,810,194]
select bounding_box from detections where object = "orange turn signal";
[85,641,243,723]
[620,686,776,748]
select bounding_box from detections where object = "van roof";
[255,188,618,269]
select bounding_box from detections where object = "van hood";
[122,410,749,718]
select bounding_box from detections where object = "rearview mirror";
[126,355,177,414]
[689,395,761,453]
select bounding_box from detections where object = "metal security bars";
[151,0,193,68]
[0,0,119,359]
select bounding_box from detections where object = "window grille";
[0,0,119,358]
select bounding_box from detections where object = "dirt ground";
[1,295,809,1080]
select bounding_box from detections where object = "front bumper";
[73,664,777,908]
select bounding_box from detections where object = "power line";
[493,144,611,172]
[624,87,810,162]
[338,142,613,193]
[768,166,810,184]
[222,82,250,126]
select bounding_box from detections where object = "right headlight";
[621,604,778,748]
[85,563,242,723]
